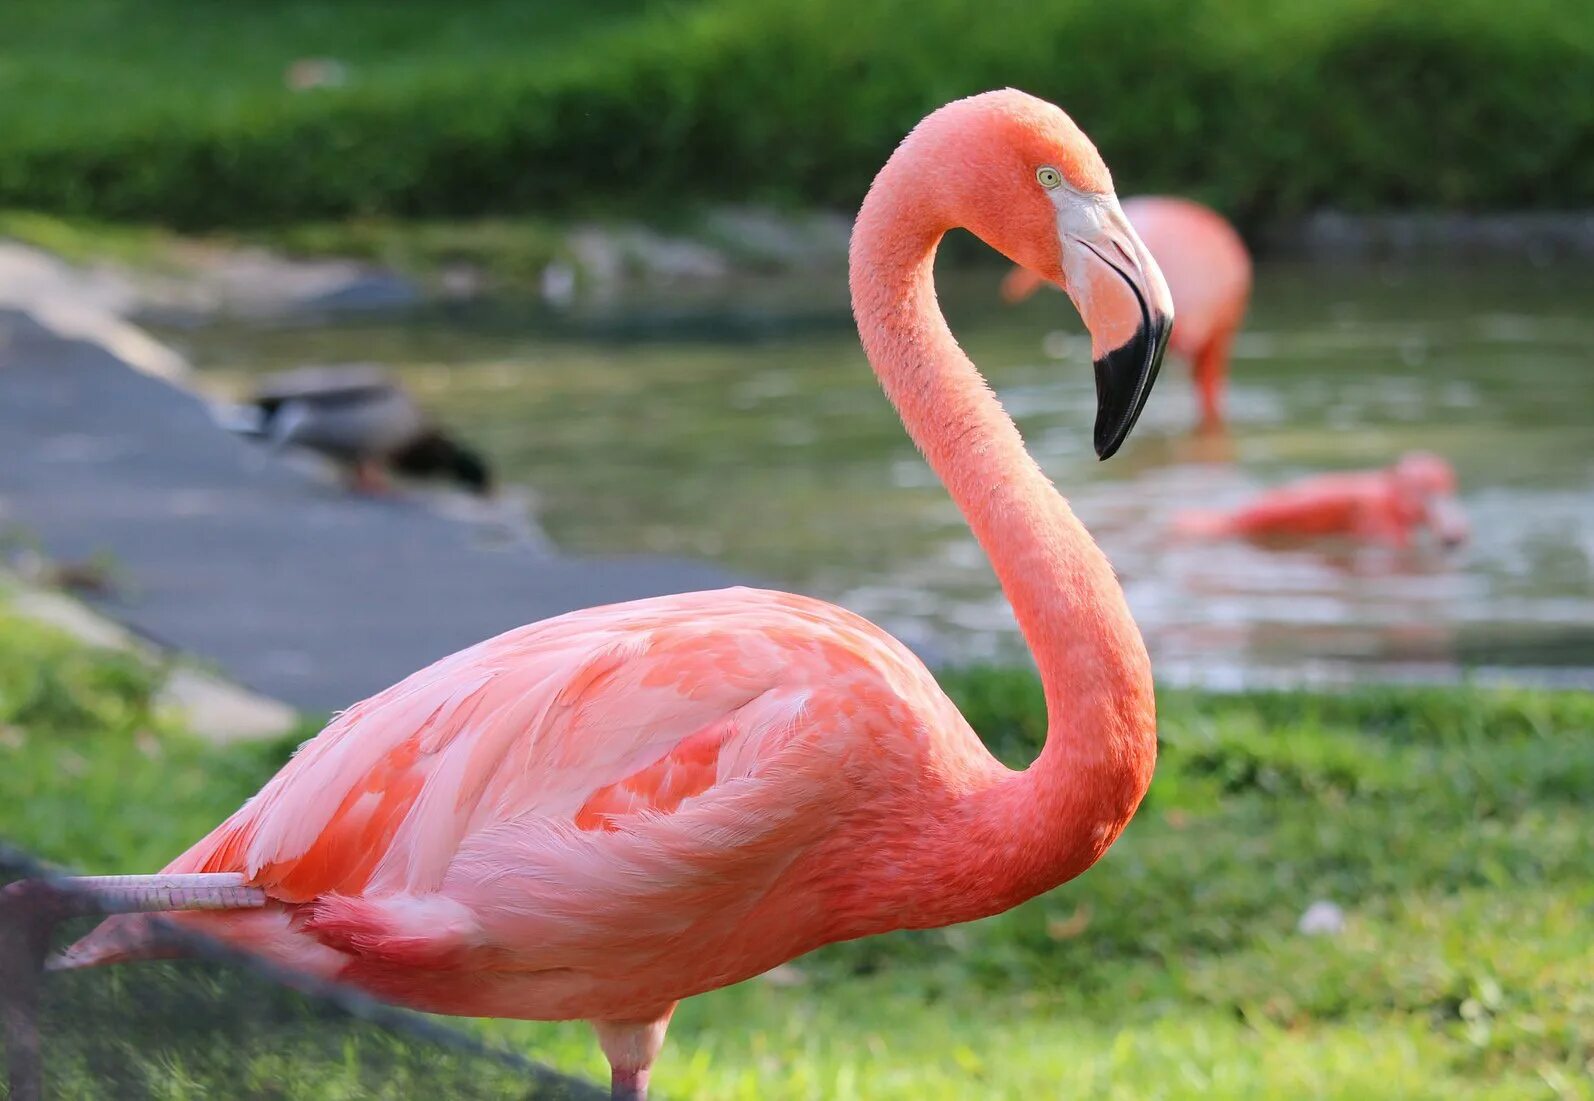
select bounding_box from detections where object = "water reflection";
[160,261,1594,688]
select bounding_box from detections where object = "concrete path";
[0,307,741,716]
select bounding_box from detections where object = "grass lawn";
[1,600,1590,1099]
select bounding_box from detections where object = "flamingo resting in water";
[1172,451,1468,548]
[9,91,1173,1099]
[1003,195,1249,431]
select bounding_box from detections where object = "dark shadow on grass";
[0,843,605,1101]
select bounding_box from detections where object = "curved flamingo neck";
[849,167,1156,915]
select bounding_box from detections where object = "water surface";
[162,260,1594,688]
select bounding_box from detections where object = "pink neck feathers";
[848,147,1157,915]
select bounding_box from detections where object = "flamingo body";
[56,90,1177,1097]
[1003,196,1251,428]
[86,589,1020,1021]
[1174,452,1466,548]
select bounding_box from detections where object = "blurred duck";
[1172,452,1468,549]
[222,366,493,495]
[1003,195,1251,431]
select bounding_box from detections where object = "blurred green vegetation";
[2,601,1590,1097]
[1,0,1591,231]
[0,603,315,870]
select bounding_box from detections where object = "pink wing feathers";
[70,587,953,1006]
[176,589,819,894]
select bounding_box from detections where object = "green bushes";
[1,0,1591,229]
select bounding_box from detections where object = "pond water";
[160,259,1594,689]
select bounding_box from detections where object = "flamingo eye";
[1036,166,1063,189]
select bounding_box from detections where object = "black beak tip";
[1093,397,1134,460]
[1094,427,1126,462]
[1092,316,1171,460]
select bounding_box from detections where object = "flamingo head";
[899,89,1175,458]
[1391,451,1468,547]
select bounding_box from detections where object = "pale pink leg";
[22,874,267,918]
[592,1005,676,1101]
[1192,330,1234,433]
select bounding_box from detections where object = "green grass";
[0,207,587,298]
[0,604,314,871]
[1,603,1591,1098]
[0,0,1591,229]
[0,210,186,270]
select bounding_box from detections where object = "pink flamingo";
[1003,196,1250,430]
[1173,451,1468,548]
[16,91,1173,1099]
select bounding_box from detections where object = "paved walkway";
[0,308,741,715]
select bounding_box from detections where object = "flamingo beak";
[1091,290,1172,460]
[1058,198,1175,459]
[1428,496,1470,548]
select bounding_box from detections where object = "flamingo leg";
[22,874,267,918]
[0,873,266,1099]
[1191,330,1234,432]
[609,1069,648,1101]
[592,1008,675,1101]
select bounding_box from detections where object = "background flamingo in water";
[1173,451,1468,549]
[5,90,1174,1100]
[1004,195,1249,431]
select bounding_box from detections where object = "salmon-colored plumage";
[1004,195,1251,429]
[1173,451,1468,548]
[63,90,1177,1098]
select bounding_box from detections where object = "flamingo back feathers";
[64,588,985,1016]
